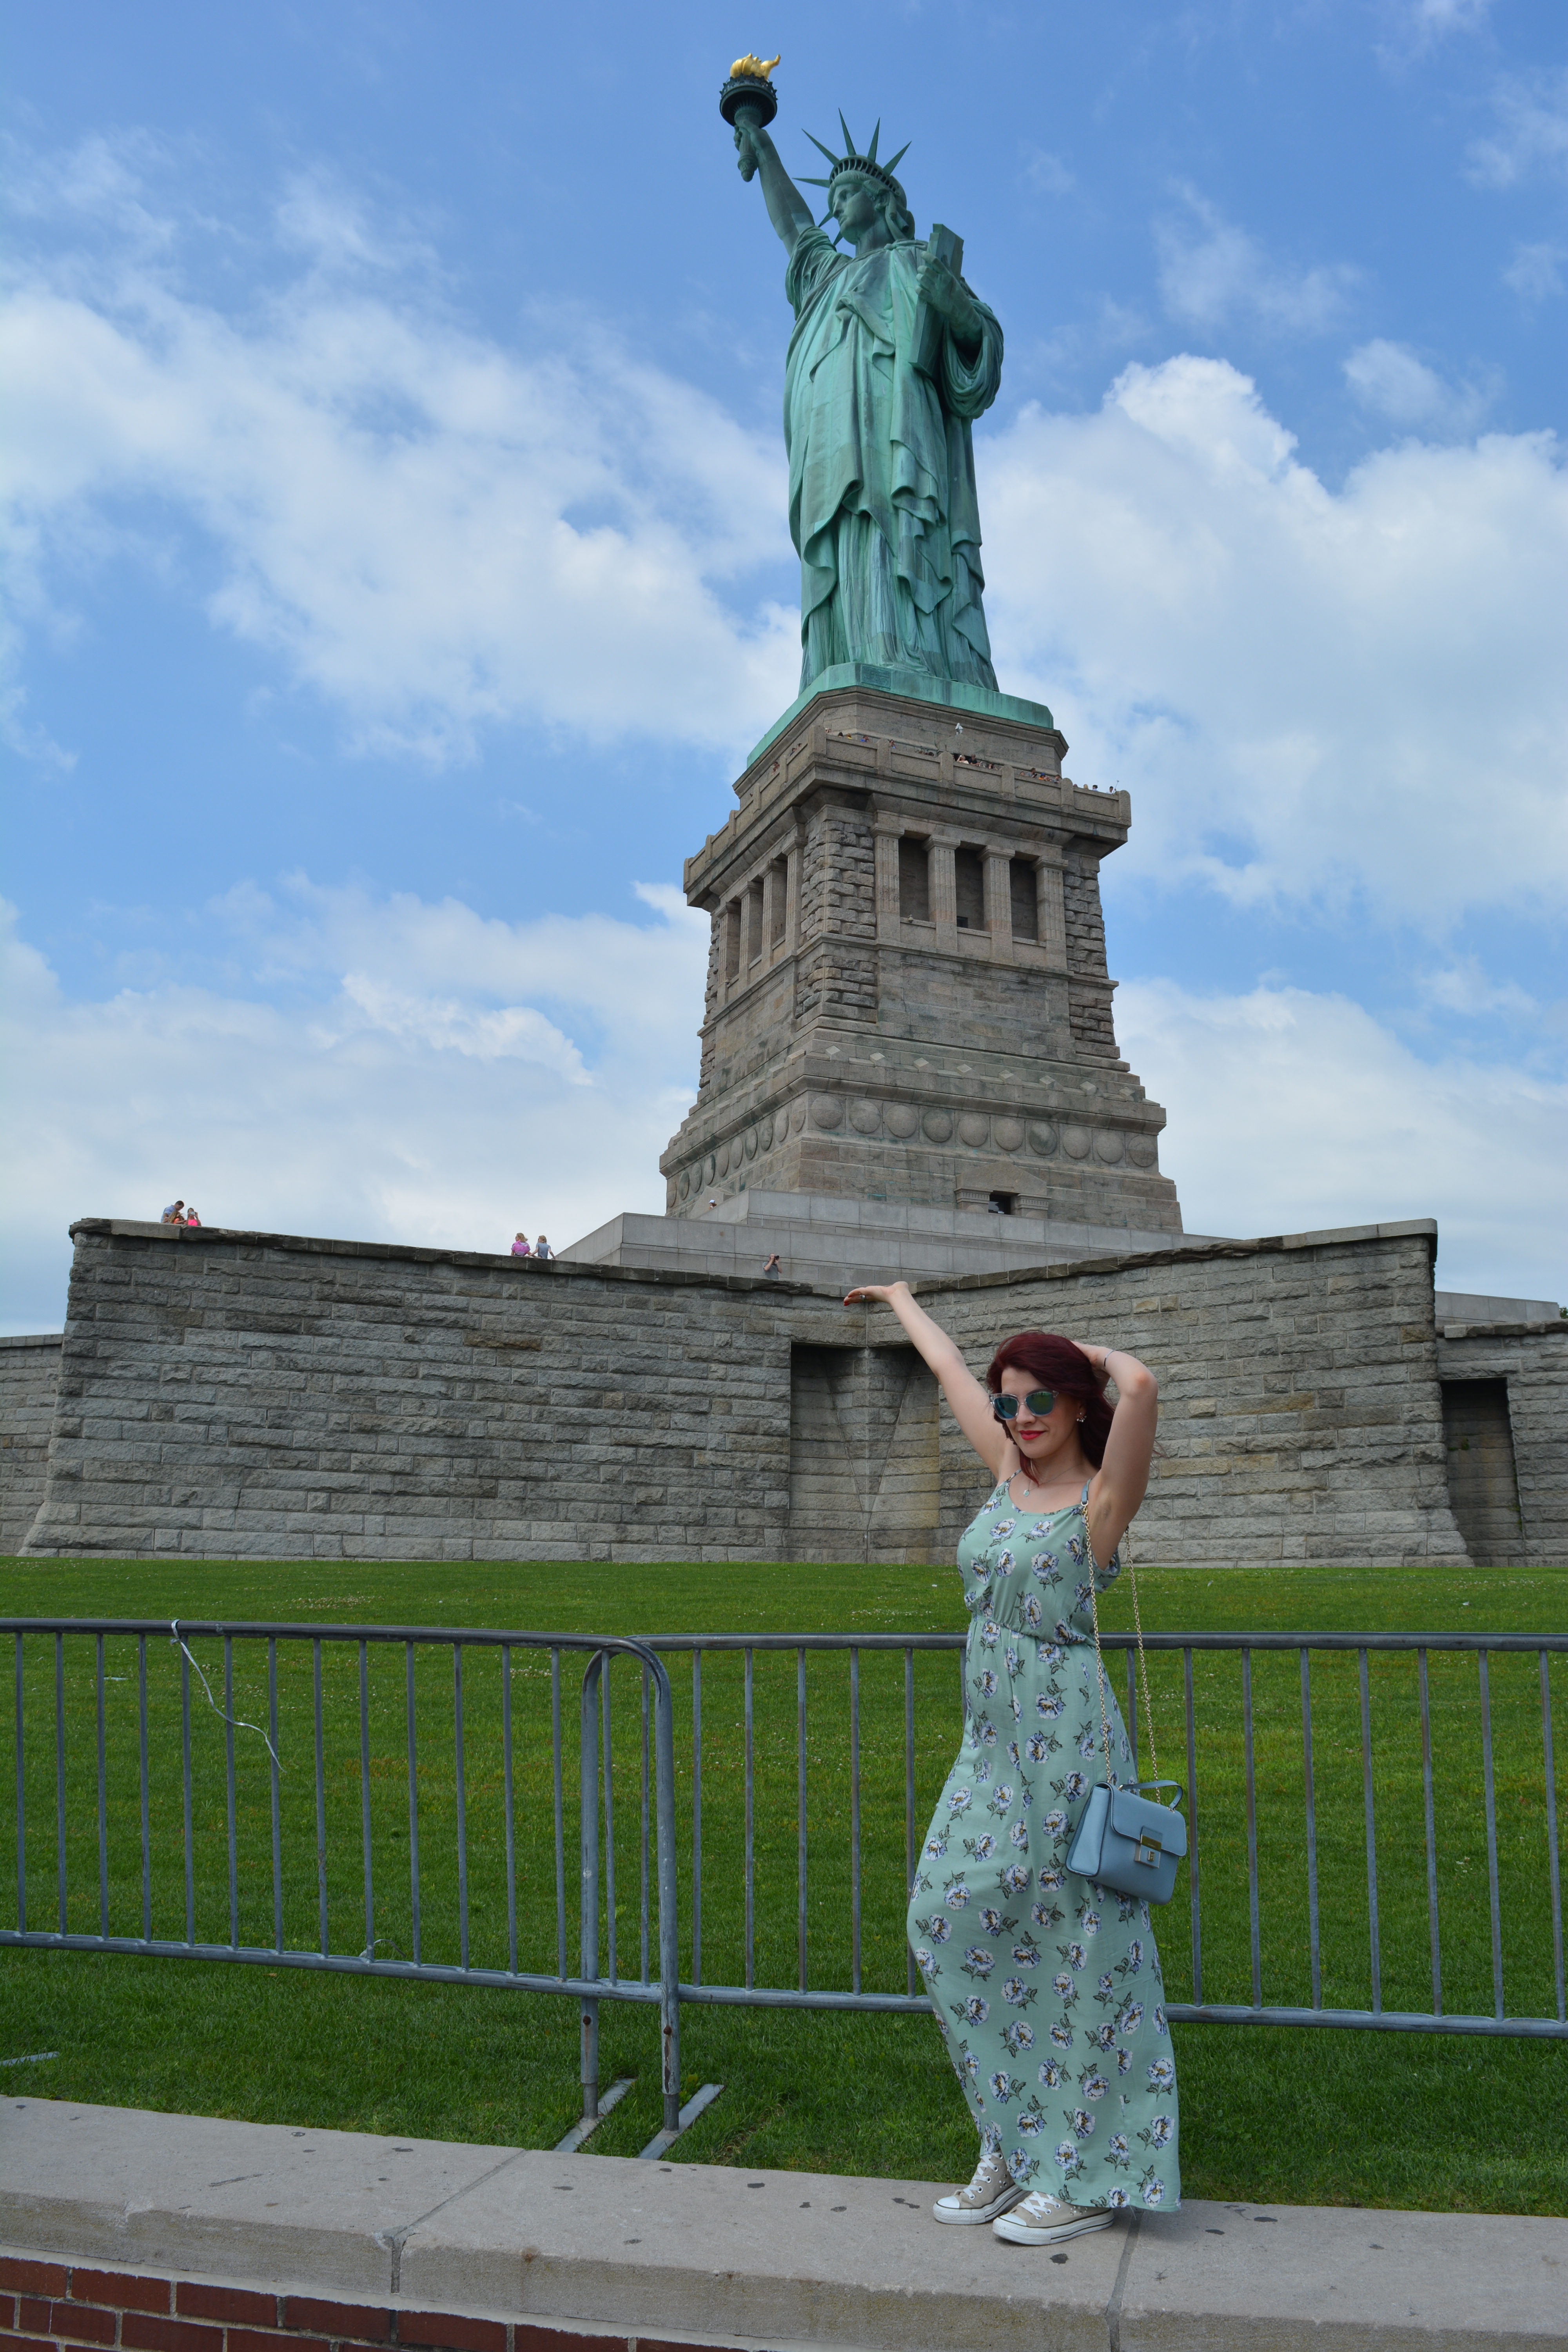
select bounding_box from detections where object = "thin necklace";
[1014,1419,1087,1501]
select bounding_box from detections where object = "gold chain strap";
[1128,1533,1159,1786]
[1085,1527,1116,1786]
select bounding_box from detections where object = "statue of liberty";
[727,77,1004,696]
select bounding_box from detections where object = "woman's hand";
[842,1283,1014,1480]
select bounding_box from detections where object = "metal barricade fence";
[1,1621,684,2138]
[633,1632,1566,2038]
[4,1621,1565,2085]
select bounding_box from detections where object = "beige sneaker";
[992,2190,1116,2245]
[932,2146,1027,2225]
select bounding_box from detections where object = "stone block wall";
[1,1334,63,1551]
[20,1223,819,1563]
[1062,856,1118,1061]
[9,1216,1485,1569]
[1436,1321,1568,1565]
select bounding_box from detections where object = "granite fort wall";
[1436,1319,1568,1566]
[10,1216,1472,1567]
[20,1221,820,1563]
[0,1334,63,1552]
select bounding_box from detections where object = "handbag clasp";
[1133,1829,1164,1868]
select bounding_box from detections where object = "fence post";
[579,1655,601,2122]
[648,1651,682,2134]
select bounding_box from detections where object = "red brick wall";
[0,2257,739,2352]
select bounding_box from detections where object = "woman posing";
[842,1279,1176,2246]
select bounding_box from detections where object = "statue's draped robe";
[784,227,1003,692]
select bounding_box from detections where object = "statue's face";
[830,172,882,244]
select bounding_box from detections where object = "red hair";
[986,1331,1113,1468]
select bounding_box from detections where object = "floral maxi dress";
[905,1482,1180,2212]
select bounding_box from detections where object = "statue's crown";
[800,113,911,207]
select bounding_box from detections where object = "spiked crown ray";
[799,111,912,225]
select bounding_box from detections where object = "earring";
[1076,1413,1085,1423]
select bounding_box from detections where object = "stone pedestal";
[656,668,1182,1236]
[563,1189,1221,1290]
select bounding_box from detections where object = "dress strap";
[1079,1481,1091,1508]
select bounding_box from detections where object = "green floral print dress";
[905,1479,1180,2212]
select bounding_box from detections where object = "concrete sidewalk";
[2,2099,1564,2351]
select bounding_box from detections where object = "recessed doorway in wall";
[989,1191,1018,1215]
[1441,1378,1525,1564]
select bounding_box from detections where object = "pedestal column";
[760,861,783,968]
[984,849,1013,963]
[783,839,801,955]
[874,825,901,944]
[720,898,742,1003]
[1037,858,1067,970]
[930,838,958,955]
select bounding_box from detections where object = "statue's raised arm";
[733,115,815,251]
[718,65,1005,698]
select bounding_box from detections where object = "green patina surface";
[728,79,1009,706]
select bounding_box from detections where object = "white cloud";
[1022,149,1076,198]
[272,169,436,277]
[1394,0,1494,42]
[7,130,178,255]
[0,885,710,1332]
[1118,978,1566,1301]
[1504,241,1566,303]
[1417,958,1541,1018]
[982,354,1568,922]
[332,977,591,1076]
[1155,190,1358,335]
[1468,69,1568,188]
[0,158,798,768]
[1343,338,1492,434]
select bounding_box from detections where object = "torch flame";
[730,53,780,81]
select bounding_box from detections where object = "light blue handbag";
[1064,1524,1187,1906]
[1066,1777,1187,1904]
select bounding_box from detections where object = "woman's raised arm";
[1079,1343,1159,1570]
[843,1281,1011,1478]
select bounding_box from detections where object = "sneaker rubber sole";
[991,2203,1116,2246]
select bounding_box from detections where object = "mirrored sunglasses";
[992,1388,1057,1420]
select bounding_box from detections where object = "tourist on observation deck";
[510,1232,532,1256]
[842,1279,1174,2246]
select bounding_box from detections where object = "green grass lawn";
[1,1552,1564,2215]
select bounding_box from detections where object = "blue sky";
[2,0,1564,1327]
